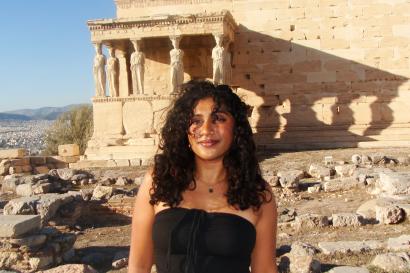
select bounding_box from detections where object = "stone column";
[116,48,130,97]
[169,35,184,94]
[92,42,106,97]
[107,46,119,97]
[130,39,145,95]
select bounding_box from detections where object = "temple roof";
[87,10,237,42]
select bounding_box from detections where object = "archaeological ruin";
[84,0,410,164]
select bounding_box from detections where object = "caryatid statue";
[212,34,226,85]
[106,47,119,97]
[93,43,106,97]
[170,36,184,94]
[130,39,145,95]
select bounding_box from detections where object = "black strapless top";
[152,207,256,273]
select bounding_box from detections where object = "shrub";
[43,105,93,155]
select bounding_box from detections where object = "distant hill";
[0,104,90,121]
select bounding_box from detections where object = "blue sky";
[0,0,116,112]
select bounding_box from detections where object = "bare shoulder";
[256,183,277,222]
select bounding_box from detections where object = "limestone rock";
[116,176,131,186]
[318,240,384,255]
[38,264,98,273]
[371,252,410,272]
[308,164,333,180]
[290,241,319,256]
[277,170,304,189]
[328,266,369,273]
[71,173,89,181]
[351,154,361,165]
[0,215,41,238]
[323,178,364,192]
[332,213,364,227]
[0,252,22,270]
[29,255,54,271]
[279,208,297,223]
[368,153,385,164]
[10,234,47,248]
[378,172,410,196]
[92,185,114,200]
[334,164,356,177]
[36,193,74,224]
[294,213,329,230]
[307,185,321,193]
[387,234,410,251]
[3,196,39,215]
[289,255,321,273]
[376,204,404,224]
[0,159,11,176]
[15,184,33,197]
[112,257,129,269]
[1,176,24,192]
[56,168,78,181]
[0,149,26,159]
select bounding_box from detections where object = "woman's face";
[188,97,234,162]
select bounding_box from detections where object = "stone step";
[0,215,41,238]
[261,140,410,150]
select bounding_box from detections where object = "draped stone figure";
[224,46,232,85]
[170,36,184,94]
[107,47,119,97]
[212,34,226,85]
[130,40,145,95]
[93,43,106,97]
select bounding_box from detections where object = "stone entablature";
[115,0,213,8]
[88,11,236,42]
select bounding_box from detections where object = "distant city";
[0,104,88,154]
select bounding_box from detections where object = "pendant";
[208,188,214,193]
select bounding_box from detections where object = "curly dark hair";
[150,80,271,210]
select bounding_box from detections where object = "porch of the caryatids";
[107,46,119,97]
[212,33,232,85]
[93,42,106,97]
[130,39,145,95]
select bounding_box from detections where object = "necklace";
[195,176,226,193]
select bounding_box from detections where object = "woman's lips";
[198,140,219,147]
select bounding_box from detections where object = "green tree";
[43,105,93,155]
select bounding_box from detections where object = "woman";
[128,80,278,273]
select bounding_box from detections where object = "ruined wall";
[114,0,410,149]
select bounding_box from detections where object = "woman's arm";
[128,172,155,273]
[250,189,278,273]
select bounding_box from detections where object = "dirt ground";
[73,147,410,273]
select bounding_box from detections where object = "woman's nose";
[199,118,214,136]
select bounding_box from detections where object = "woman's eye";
[214,114,226,122]
[190,119,202,125]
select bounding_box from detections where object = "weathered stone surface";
[289,254,321,273]
[36,193,74,224]
[0,215,41,237]
[279,208,297,223]
[81,252,112,266]
[15,184,33,197]
[71,173,89,181]
[33,183,53,195]
[318,240,384,255]
[371,252,410,272]
[0,149,26,159]
[332,213,364,227]
[0,252,22,270]
[290,241,318,256]
[307,185,321,193]
[323,178,365,192]
[112,257,129,269]
[294,213,329,230]
[3,196,39,215]
[387,234,410,251]
[335,164,356,177]
[34,166,50,174]
[308,164,333,180]
[38,264,98,273]
[29,255,54,271]
[10,234,47,248]
[92,185,114,200]
[368,153,385,164]
[277,170,304,189]
[0,159,11,176]
[1,176,24,192]
[58,144,80,157]
[116,176,131,186]
[56,168,78,181]
[378,172,410,196]
[351,154,361,165]
[376,204,404,224]
[328,266,369,273]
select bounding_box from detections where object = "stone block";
[387,234,410,251]
[318,240,384,255]
[3,196,39,215]
[335,164,357,177]
[0,215,41,238]
[58,144,80,157]
[30,156,47,166]
[9,158,30,167]
[323,178,364,192]
[376,205,404,224]
[0,149,26,159]
[378,172,410,196]
[294,213,329,230]
[10,234,47,248]
[371,252,410,272]
[29,255,54,271]
[34,166,50,174]
[332,213,364,227]
[328,266,369,273]
[52,155,80,164]
[15,184,33,197]
[38,264,98,273]
[92,186,114,200]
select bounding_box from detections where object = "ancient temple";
[84,0,410,165]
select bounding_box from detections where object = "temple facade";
[84,0,410,165]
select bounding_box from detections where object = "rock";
[38,264,98,273]
[294,213,329,230]
[324,156,334,166]
[1,176,24,192]
[36,193,74,224]
[397,156,410,165]
[307,185,321,193]
[351,154,361,165]
[289,255,321,273]
[335,164,356,177]
[378,172,410,196]
[279,208,297,223]
[361,155,372,165]
[33,183,53,195]
[56,168,78,181]
[323,178,365,192]
[10,234,47,248]
[263,174,279,187]
[332,213,364,227]
[328,266,369,273]
[308,164,333,180]
[318,240,384,255]
[376,204,404,224]
[290,241,318,256]
[134,176,144,186]
[92,185,114,200]
[277,170,304,189]
[62,248,75,262]
[369,153,385,164]
[0,252,21,269]
[34,166,50,174]
[29,255,54,271]
[81,252,112,266]
[0,215,41,237]
[387,234,410,251]
[0,159,11,176]
[71,173,89,181]
[80,189,94,201]
[3,196,39,215]
[15,184,33,196]
[371,252,410,272]
[116,176,131,186]
[112,257,129,269]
